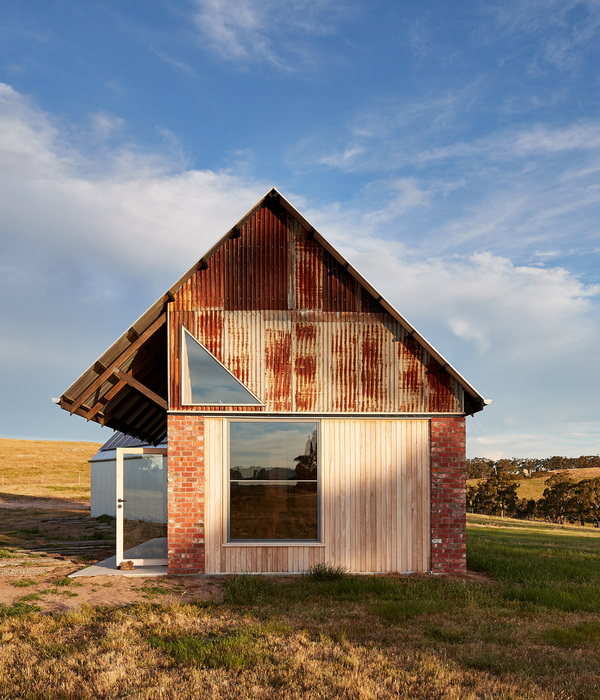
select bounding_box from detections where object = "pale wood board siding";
[204,417,430,574]
[321,419,431,573]
[204,417,224,574]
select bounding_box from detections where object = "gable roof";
[58,188,487,443]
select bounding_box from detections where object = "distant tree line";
[466,471,600,525]
[467,455,600,479]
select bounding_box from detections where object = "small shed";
[59,188,488,575]
[89,431,167,521]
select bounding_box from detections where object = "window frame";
[180,327,264,407]
[226,418,321,544]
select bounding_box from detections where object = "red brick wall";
[167,414,206,574]
[430,416,467,574]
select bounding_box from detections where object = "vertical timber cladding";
[168,200,464,414]
[204,417,430,574]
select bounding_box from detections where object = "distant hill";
[468,467,600,503]
[0,439,102,499]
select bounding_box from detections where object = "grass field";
[0,512,600,697]
[2,441,600,698]
[0,438,100,500]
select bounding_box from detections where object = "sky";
[1,0,599,459]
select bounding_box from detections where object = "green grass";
[467,514,600,612]
[12,578,37,588]
[0,601,41,618]
[2,514,600,698]
[149,628,271,670]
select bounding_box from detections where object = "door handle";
[117,498,127,503]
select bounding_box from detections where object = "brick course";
[167,414,206,574]
[430,416,467,574]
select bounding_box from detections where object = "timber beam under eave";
[112,369,167,410]
[67,313,166,416]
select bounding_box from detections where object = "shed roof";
[58,188,487,443]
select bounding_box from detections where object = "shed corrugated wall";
[169,201,462,414]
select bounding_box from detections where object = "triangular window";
[181,328,263,406]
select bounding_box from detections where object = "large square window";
[228,421,319,542]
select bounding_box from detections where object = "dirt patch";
[0,562,223,612]
[0,495,223,612]
[0,493,88,510]
[443,569,494,585]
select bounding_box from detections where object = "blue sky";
[1,0,599,458]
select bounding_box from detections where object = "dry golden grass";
[0,438,100,499]
[1,582,599,699]
[469,467,600,503]
[2,442,600,698]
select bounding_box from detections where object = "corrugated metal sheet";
[169,200,463,414]
[61,188,484,444]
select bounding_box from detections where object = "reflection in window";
[181,328,262,406]
[229,421,318,541]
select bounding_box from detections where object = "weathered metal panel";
[327,319,359,412]
[294,230,323,311]
[359,314,391,412]
[169,201,466,415]
[425,353,463,413]
[397,330,427,413]
[190,309,224,360]
[264,322,292,412]
[224,310,265,405]
[293,321,321,411]
[223,204,289,311]
[323,249,359,312]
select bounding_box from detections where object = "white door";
[115,447,168,568]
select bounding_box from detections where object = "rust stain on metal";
[226,318,251,391]
[330,323,358,412]
[294,322,318,411]
[168,201,466,415]
[425,354,461,413]
[323,249,358,313]
[264,328,291,411]
[398,333,425,412]
[360,318,385,412]
[220,203,289,311]
[295,231,323,311]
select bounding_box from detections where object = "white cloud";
[0,83,268,279]
[487,0,600,72]
[89,112,125,141]
[2,84,599,458]
[189,0,357,69]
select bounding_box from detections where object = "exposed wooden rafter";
[86,378,127,421]
[113,369,168,410]
[68,314,166,415]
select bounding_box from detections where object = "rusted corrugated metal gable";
[169,199,463,414]
[60,188,482,442]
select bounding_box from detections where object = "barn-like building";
[59,188,488,575]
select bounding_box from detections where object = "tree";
[493,472,519,517]
[466,484,478,512]
[471,472,519,517]
[466,458,495,479]
[570,480,592,526]
[539,472,574,523]
[586,477,600,526]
